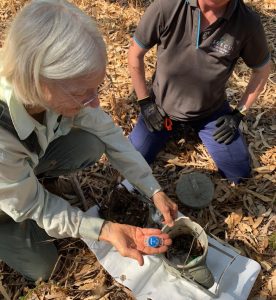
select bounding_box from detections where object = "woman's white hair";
[0,0,107,106]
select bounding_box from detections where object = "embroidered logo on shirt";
[210,34,234,55]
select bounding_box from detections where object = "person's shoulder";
[236,0,262,26]
[156,0,184,11]
[158,0,182,5]
[155,0,186,21]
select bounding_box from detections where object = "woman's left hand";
[151,191,178,227]
[99,222,172,266]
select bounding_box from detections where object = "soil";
[166,233,203,265]
[98,186,149,227]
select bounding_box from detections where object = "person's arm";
[128,38,149,99]
[0,129,172,265]
[127,0,164,100]
[213,17,271,145]
[0,128,105,241]
[238,14,271,112]
[74,107,161,196]
[237,61,271,112]
[74,108,178,225]
[213,61,271,145]
[128,39,164,132]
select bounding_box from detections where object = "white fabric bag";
[84,207,260,300]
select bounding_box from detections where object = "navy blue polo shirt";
[134,0,270,121]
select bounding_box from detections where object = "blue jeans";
[129,102,251,183]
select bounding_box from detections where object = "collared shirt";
[134,0,270,121]
[0,77,161,240]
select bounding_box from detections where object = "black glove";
[213,109,244,145]
[138,96,164,132]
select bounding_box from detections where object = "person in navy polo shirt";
[128,0,271,183]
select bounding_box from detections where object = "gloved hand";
[213,109,244,145]
[138,96,164,132]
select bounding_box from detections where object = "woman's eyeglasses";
[60,86,98,108]
[76,92,98,107]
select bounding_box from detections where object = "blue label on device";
[147,236,161,248]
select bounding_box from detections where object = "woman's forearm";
[128,39,149,100]
[239,61,271,109]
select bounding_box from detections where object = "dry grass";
[0,0,275,299]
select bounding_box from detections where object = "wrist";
[232,108,245,120]
[151,190,164,203]
[138,95,150,101]
[138,96,152,105]
[236,104,247,116]
[138,96,155,108]
[99,220,114,242]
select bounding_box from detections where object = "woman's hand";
[151,191,178,227]
[99,222,172,266]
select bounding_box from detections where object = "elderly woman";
[0,0,177,281]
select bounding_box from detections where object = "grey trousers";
[0,129,105,281]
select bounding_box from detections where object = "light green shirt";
[0,78,161,241]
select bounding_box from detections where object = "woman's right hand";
[138,96,165,132]
[99,221,172,266]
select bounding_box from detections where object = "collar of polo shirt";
[189,0,238,20]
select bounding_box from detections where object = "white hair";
[0,0,107,106]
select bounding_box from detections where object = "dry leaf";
[253,229,259,236]
[262,208,273,217]
[45,293,67,300]
[243,216,255,226]
[253,165,276,173]
[256,204,267,216]
[238,222,252,233]
[260,261,272,271]
[268,232,276,250]
[73,264,93,280]
[262,216,276,235]
[235,234,259,252]
[248,143,261,168]
[77,279,102,291]
[267,270,276,297]
[245,189,273,203]
[258,235,270,252]
[253,111,266,129]
[258,129,272,148]
[253,216,264,229]
[225,209,243,229]
[0,281,10,300]
[217,190,231,202]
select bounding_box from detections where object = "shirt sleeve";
[134,0,164,49]
[0,129,104,241]
[240,17,270,68]
[73,107,161,198]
